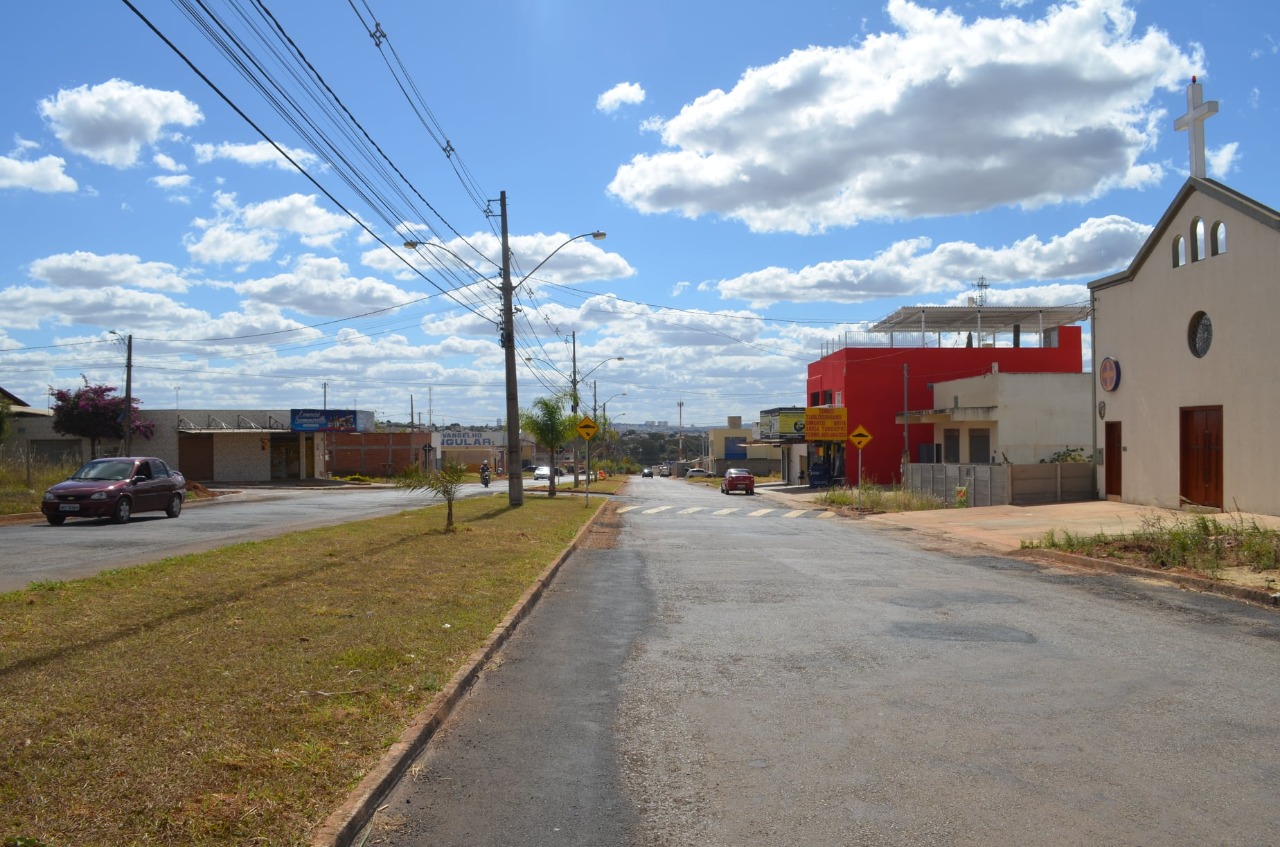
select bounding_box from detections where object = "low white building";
[901,368,1093,465]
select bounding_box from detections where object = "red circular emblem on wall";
[1098,357,1121,392]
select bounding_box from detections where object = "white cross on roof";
[1174,76,1218,179]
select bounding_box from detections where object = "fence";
[905,462,1095,507]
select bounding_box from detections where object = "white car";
[533,466,553,480]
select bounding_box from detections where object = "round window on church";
[1187,311,1213,358]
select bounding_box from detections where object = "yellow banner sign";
[805,407,847,441]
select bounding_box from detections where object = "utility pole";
[499,191,524,506]
[571,330,581,486]
[677,399,684,464]
[123,333,133,456]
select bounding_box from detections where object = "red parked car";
[41,456,186,525]
[720,468,755,495]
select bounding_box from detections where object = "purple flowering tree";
[50,377,155,458]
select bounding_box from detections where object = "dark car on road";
[720,467,755,495]
[641,467,654,478]
[41,456,186,525]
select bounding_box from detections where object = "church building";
[1089,79,1280,515]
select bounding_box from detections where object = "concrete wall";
[926,371,1093,465]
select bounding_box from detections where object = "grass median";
[1,493,603,846]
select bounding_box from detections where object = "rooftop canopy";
[869,305,1091,335]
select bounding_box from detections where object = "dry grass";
[0,452,79,516]
[0,494,600,846]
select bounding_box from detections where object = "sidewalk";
[754,483,1280,606]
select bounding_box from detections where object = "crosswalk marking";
[615,503,832,520]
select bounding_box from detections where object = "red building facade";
[806,308,1086,484]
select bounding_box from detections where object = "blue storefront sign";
[291,409,363,432]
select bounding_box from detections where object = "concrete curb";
[308,499,611,847]
[1012,547,1280,609]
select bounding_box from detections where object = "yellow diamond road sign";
[848,424,872,450]
[577,416,599,440]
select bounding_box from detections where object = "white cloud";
[193,140,319,171]
[28,251,192,293]
[153,153,186,172]
[609,0,1198,233]
[672,281,690,297]
[364,231,635,286]
[0,284,207,331]
[185,222,278,265]
[597,82,646,113]
[1207,142,1239,178]
[0,154,77,192]
[150,174,192,190]
[241,194,353,248]
[183,192,352,264]
[714,215,1151,307]
[38,79,202,167]
[234,255,416,317]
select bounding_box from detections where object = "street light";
[496,190,606,506]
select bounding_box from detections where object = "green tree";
[396,459,468,531]
[0,397,11,444]
[50,377,155,457]
[520,395,575,497]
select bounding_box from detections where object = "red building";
[806,306,1088,484]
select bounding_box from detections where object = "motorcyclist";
[480,460,491,487]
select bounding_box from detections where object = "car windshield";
[728,468,750,475]
[72,460,136,481]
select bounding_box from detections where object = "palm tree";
[520,395,575,497]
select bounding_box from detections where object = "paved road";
[0,484,487,592]
[368,476,1280,846]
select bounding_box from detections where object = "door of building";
[1104,421,1122,499]
[1179,406,1223,509]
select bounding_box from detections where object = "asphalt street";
[0,484,473,592]
[365,476,1280,846]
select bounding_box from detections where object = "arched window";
[1172,234,1186,268]
[1191,218,1205,262]
[1210,221,1227,256]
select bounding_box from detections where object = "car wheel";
[112,498,132,524]
[165,494,183,518]
[46,514,66,526]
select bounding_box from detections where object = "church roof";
[1089,177,1280,292]
[869,305,1090,334]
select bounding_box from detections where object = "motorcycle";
[480,468,491,487]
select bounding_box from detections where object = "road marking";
[816,511,835,519]
[678,507,706,514]
[616,505,640,514]
[748,509,775,517]
[783,510,809,518]
[643,506,673,514]
[713,508,739,515]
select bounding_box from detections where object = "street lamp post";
[526,351,622,484]
[497,192,605,506]
[407,195,604,507]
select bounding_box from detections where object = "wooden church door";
[1180,406,1223,509]
[1104,421,1122,499]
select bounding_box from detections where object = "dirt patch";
[579,501,622,550]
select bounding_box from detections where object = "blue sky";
[1,0,1277,431]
